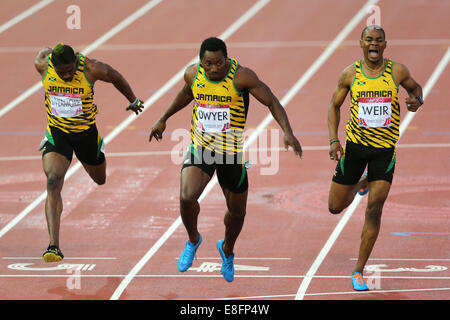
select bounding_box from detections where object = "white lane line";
[398,46,450,141]
[2,142,450,162]
[244,0,380,151]
[1,274,449,280]
[220,287,450,300]
[0,192,48,239]
[2,257,117,260]
[0,0,164,239]
[109,0,272,300]
[0,0,54,34]
[193,257,291,260]
[304,287,450,297]
[109,0,378,300]
[1,38,449,53]
[0,0,163,119]
[294,46,450,300]
[350,258,450,261]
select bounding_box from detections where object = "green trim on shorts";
[339,156,345,175]
[189,143,201,161]
[96,137,103,159]
[385,154,396,173]
[45,127,55,146]
[236,164,246,188]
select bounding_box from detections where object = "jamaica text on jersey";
[347,58,399,148]
[42,53,97,133]
[190,58,249,155]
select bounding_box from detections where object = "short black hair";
[361,25,385,39]
[51,43,76,66]
[199,37,227,59]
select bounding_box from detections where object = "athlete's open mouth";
[368,49,379,59]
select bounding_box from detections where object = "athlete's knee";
[46,172,64,192]
[328,206,344,215]
[83,161,106,185]
[367,191,388,212]
[224,209,246,228]
[225,196,247,218]
[329,206,343,215]
[227,208,246,218]
[180,189,199,207]
[366,199,384,220]
[328,184,349,214]
[93,175,106,185]
[328,199,344,214]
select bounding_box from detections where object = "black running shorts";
[332,140,396,185]
[182,144,248,194]
[41,125,105,165]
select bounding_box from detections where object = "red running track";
[0,0,449,303]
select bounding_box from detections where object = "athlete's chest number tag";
[196,103,231,132]
[358,98,392,127]
[49,91,83,118]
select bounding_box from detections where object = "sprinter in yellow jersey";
[150,37,302,282]
[327,26,423,291]
[34,43,144,262]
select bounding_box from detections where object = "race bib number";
[358,98,392,127]
[49,92,83,118]
[196,103,231,132]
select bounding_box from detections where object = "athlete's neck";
[362,58,386,76]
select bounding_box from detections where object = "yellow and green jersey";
[347,58,400,148]
[42,53,97,133]
[190,58,249,155]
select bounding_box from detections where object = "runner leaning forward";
[34,43,144,262]
[150,37,302,282]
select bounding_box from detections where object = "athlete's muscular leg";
[328,174,369,214]
[43,152,71,247]
[82,160,106,185]
[179,166,212,245]
[221,188,248,258]
[353,180,391,274]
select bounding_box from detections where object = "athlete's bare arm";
[328,64,354,161]
[149,64,196,142]
[34,47,52,76]
[393,62,423,112]
[84,58,143,114]
[234,66,302,157]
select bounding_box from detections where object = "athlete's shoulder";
[184,63,198,86]
[84,56,100,71]
[234,64,259,90]
[338,63,355,88]
[343,62,357,76]
[234,63,252,75]
[84,57,110,77]
[391,60,410,77]
[34,47,52,75]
